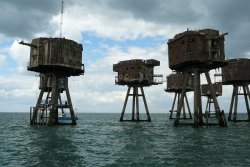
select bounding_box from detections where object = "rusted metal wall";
[168,29,226,70]
[166,73,194,92]
[28,38,83,76]
[222,59,250,84]
[113,59,162,86]
[39,74,65,93]
[201,83,222,96]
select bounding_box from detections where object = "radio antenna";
[60,0,64,38]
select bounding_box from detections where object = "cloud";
[1,0,250,59]
[105,0,202,25]
[57,4,177,41]
[0,0,60,39]
[8,40,30,74]
[66,43,169,113]
[0,75,39,112]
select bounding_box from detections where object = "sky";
[0,0,250,114]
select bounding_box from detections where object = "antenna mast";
[60,0,64,38]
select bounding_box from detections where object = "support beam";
[64,78,77,125]
[193,69,201,127]
[169,93,192,120]
[169,93,177,119]
[228,84,250,122]
[135,87,140,121]
[140,87,151,121]
[232,86,239,122]
[243,86,250,120]
[31,76,49,125]
[119,86,151,122]
[173,70,226,127]
[174,73,189,126]
[184,94,192,119]
[120,87,131,122]
[205,72,227,127]
[48,74,59,126]
[228,86,236,121]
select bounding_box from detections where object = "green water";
[0,113,250,167]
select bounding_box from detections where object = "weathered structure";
[165,72,193,119]
[201,83,222,119]
[22,38,83,76]
[20,38,84,126]
[113,59,163,122]
[167,29,228,127]
[39,74,65,93]
[222,59,250,122]
[168,29,227,71]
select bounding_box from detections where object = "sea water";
[0,113,250,167]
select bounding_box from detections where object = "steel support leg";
[132,87,136,121]
[232,86,239,122]
[184,94,192,119]
[135,87,140,121]
[182,95,186,119]
[170,93,177,119]
[48,74,59,126]
[174,73,189,126]
[140,87,151,121]
[64,78,77,125]
[31,76,49,125]
[205,97,209,116]
[193,69,201,127]
[58,93,65,115]
[228,86,236,121]
[205,72,227,127]
[243,85,250,120]
[120,87,131,122]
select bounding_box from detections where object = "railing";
[153,74,163,84]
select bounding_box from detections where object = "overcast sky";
[0,0,250,114]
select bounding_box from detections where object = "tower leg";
[205,97,209,116]
[64,78,77,125]
[197,71,203,126]
[58,93,65,115]
[228,86,236,121]
[140,87,151,121]
[119,86,151,122]
[243,85,250,121]
[132,87,136,121]
[169,93,177,119]
[184,94,192,119]
[193,69,203,127]
[205,72,227,127]
[48,74,59,126]
[182,95,186,119]
[208,98,212,117]
[120,87,131,122]
[246,85,250,101]
[31,76,49,125]
[135,87,140,121]
[232,86,239,122]
[174,73,189,126]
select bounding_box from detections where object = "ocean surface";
[0,113,250,167]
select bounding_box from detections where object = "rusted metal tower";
[222,59,250,122]
[201,82,223,119]
[167,28,228,127]
[113,59,163,122]
[165,72,193,119]
[20,38,84,126]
